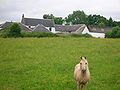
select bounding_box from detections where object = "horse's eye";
[85,63,87,64]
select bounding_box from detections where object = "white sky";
[0,0,120,23]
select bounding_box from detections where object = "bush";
[105,26,120,38]
[55,33,92,38]
[0,23,21,38]
[70,33,92,38]
[105,30,112,38]
[0,28,10,38]
[21,32,58,38]
[9,23,21,37]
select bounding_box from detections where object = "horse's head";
[80,57,88,73]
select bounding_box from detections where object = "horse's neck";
[81,68,90,77]
[81,71,87,77]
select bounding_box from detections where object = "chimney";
[22,14,24,19]
[21,14,25,24]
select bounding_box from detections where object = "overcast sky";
[0,0,120,23]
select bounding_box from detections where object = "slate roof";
[18,23,32,32]
[0,22,32,32]
[55,24,86,32]
[22,18,55,27]
[0,22,12,29]
[0,23,3,27]
[33,24,51,32]
[87,26,112,33]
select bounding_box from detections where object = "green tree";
[54,17,64,25]
[108,17,113,27]
[9,23,21,37]
[105,26,120,38]
[111,26,120,38]
[87,15,94,25]
[43,14,54,19]
[116,21,120,26]
[65,10,87,24]
[98,22,105,28]
[90,15,108,26]
[43,14,64,25]
[43,11,118,27]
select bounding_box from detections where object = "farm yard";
[0,37,120,90]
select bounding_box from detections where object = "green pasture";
[0,37,120,90]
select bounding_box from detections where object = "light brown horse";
[74,57,90,90]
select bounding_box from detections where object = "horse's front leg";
[77,81,80,90]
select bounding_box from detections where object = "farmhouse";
[21,14,55,33]
[0,14,55,33]
[83,26,111,38]
[55,24,111,38]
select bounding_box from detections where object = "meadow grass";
[0,37,120,90]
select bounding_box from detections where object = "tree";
[108,17,113,27]
[43,14,64,25]
[43,14,54,19]
[9,23,21,37]
[87,15,94,25]
[111,26,120,38]
[54,17,64,25]
[98,22,105,28]
[65,10,87,24]
[115,21,120,26]
[105,26,120,38]
[89,14,108,26]
[43,10,118,27]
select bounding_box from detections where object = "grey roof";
[18,23,32,32]
[0,22,32,32]
[87,26,112,33]
[22,18,55,27]
[0,23,3,27]
[33,24,51,32]
[55,24,86,32]
[0,22,13,29]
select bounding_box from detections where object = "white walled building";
[21,14,55,33]
[55,24,111,38]
[82,27,105,38]
[84,26,111,38]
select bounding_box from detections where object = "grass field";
[0,37,120,90]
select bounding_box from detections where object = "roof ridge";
[24,17,53,21]
[33,24,49,31]
[19,23,33,31]
[33,24,40,31]
[22,17,54,27]
[33,24,50,32]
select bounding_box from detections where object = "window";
[68,30,71,33]
[49,27,52,31]
[28,25,31,28]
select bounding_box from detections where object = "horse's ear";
[80,56,82,59]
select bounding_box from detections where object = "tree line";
[43,10,120,28]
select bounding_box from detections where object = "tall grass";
[0,38,120,90]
